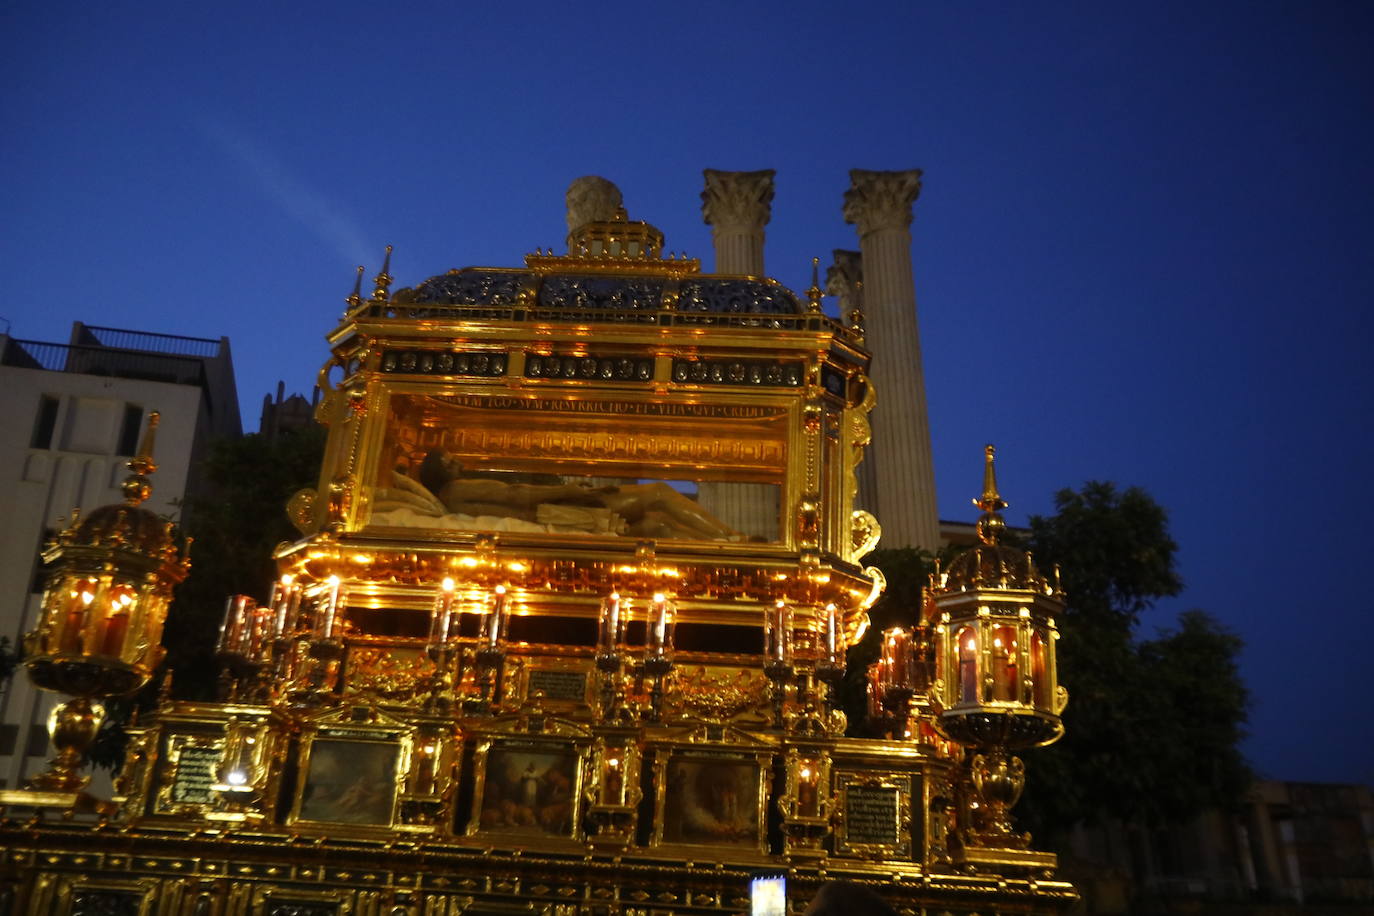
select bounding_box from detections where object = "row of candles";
[216,574,328,659]
[219,575,850,667]
[593,591,674,659]
[767,600,844,667]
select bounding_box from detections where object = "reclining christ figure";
[372,449,742,541]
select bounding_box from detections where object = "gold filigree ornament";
[663,666,769,722]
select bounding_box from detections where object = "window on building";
[0,723,17,756]
[116,404,143,456]
[25,724,49,757]
[30,395,59,448]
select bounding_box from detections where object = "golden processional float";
[0,192,1074,915]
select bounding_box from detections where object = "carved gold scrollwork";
[286,489,318,536]
[314,357,345,425]
[663,666,768,721]
[851,509,882,560]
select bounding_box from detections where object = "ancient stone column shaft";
[843,169,940,551]
[698,169,778,536]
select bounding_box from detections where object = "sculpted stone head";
[565,176,624,233]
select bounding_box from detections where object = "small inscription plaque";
[844,784,901,846]
[171,743,223,805]
[526,668,588,703]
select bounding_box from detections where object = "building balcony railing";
[1,338,209,389]
[73,324,223,359]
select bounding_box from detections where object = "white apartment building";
[0,322,239,789]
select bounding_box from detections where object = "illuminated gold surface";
[0,201,1077,915]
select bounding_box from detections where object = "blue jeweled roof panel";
[677,279,801,315]
[408,270,530,306]
[391,269,805,318]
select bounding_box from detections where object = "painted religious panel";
[657,754,766,852]
[295,738,400,827]
[366,392,789,543]
[469,741,583,839]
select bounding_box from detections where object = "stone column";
[826,250,878,516]
[701,169,775,276]
[843,169,940,551]
[698,169,779,539]
[826,249,864,332]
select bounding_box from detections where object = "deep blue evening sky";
[6,2,1371,784]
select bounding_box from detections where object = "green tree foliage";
[851,483,1250,836]
[840,547,935,736]
[163,424,326,700]
[1017,483,1250,836]
[841,545,960,737]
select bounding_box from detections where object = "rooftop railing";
[2,338,210,390]
[74,324,223,359]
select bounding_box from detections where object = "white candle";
[825,603,838,662]
[272,575,294,638]
[320,576,341,639]
[650,593,669,655]
[430,577,456,647]
[487,585,508,649]
[773,600,788,662]
[600,592,621,651]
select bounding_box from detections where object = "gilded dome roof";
[939,445,1059,596]
[52,412,185,573]
[367,202,808,326]
[943,542,1046,593]
[68,503,172,554]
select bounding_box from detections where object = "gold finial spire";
[973,444,1008,545]
[370,245,394,302]
[806,256,823,312]
[345,265,365,310]
[850,279,866,341]
[121,411,160,506]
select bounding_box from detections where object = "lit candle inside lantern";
[485,585,508,650]
[317,576,342,640]
[798,762,819,817]
[415,743,437,796]
[604,750,624,804]
[648,593,670,656]
[771,600,789,662]
[61,580,98,653]
[881,628,912,691]
[220,595,254,654]
[101,589,133,657]
[250,606,274,658]
[598,592,621,652]
[867,670,882,718]
[271,574,298,638]
[825,603,839,663]
[429,577,457,648]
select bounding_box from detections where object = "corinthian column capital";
[701,169,776,232]
[825,249,863,301]
[843,169,923,236]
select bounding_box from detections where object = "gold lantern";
[5,412,189,807]
[930,445,1068,865]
